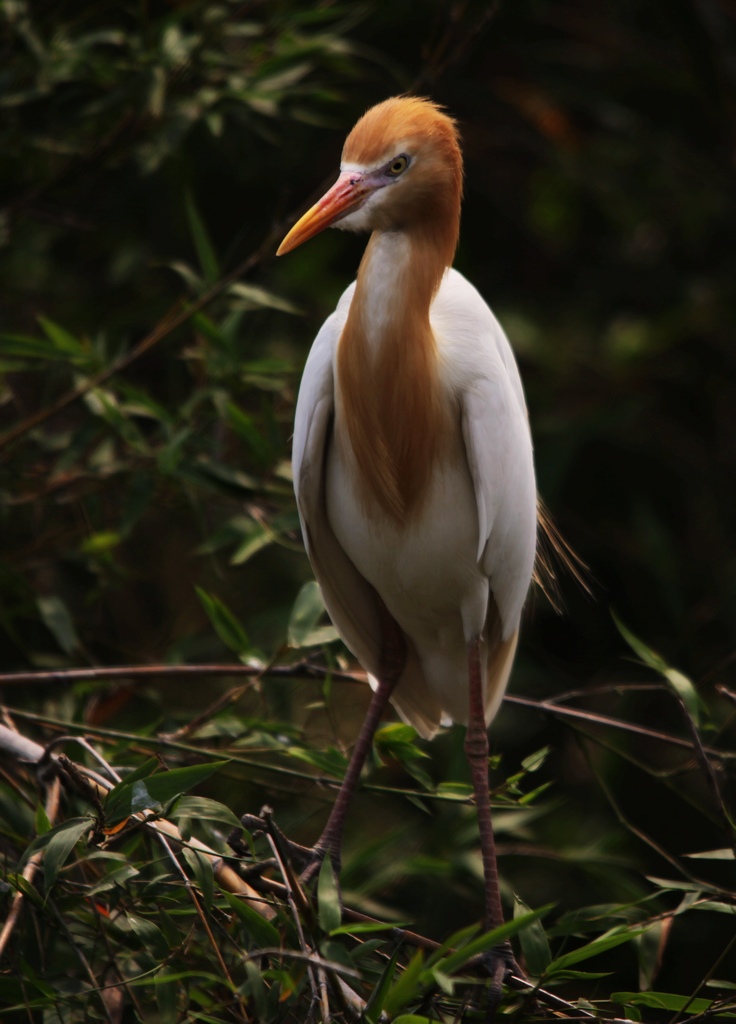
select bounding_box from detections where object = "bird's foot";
[297,841,341,886]
[478,943,527,1022]
[239,808,315,869]
[234,808,341,893]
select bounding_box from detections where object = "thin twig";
[161,648,282,742]
[667,686,735,841]
[669,929,736,1024]
[264,825,322,1015]
[2,664,730,762]
[0,773,61,957]
[505,694,731,759]
[581,735,735,899]
[0,659,352,686]
[155,829,250,1023]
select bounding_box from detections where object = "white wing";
[292,284,382,669]
[431,270,537,639]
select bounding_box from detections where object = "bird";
[277,96,538,991]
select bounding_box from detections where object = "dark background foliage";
[1,1,735,1020]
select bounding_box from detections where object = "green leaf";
[183,847,215,912]
[374,723,433,789]
[318,856,341,934]
[424,922,483,969]
[288,581,339,647]
[0,331,88,364]
[664,668,702,727]
[546,926,644,973]
[196,588,250,656]
[684,848,735,860]
[102,758,160,821]
[613,991,716,1013]
[363,943,403,1024]
[86,863,140,896]
[42,817,92,890]
[521,746,550,772]
[546,969,613,980]
[38,316,86,354]
[171,796,242,830]
[222,890,280,948]
[613,614,702,725]
[242,959,268,1021]
[432,907,552,976]
[383,949,425,1017]
[37,595,80,655]
[229,520,275,567]
[225,403,273,465]
[636,920,666,990]
[34,803,51,837]
[124,912,169,959]
[104,761,228,823]
[692,900,736,914]
[185,190,219,284]
[287,745,347,777]
[514,895,551,976]
[435,781,474,801]
[155,967,179,1024]
[330,920,405,937]
[117,758,161,787]
[519,780,553,805]
[228,282,301,314]
[6,872,45,909]
[79,531,122,555]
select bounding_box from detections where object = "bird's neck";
[336,227,452,524]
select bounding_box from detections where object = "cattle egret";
[278,96,537,989]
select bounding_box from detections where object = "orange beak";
[277,171,369,256]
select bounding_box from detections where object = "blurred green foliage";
[1,0,736,1020]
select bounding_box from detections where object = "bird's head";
[277,96,463,259]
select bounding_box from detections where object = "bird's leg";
[301,611,406,884]
[464,636,524,1014]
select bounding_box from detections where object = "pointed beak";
[277,170,369,256]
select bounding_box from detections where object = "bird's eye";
[387,155,409,176]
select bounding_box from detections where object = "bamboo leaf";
[382,949,425,1017]
[171,796,242,829]
[288,581,338,647]
[41,818,93,890]
[222,890,280,948]
[363,944,403,1024]
[196,587,250,656]
[318,855,341,934]
[547,927,644,973]
[433,907,552,976]
[612,992,716,1013]
[37,595,80,655]
[183,846,215,912]
[184,190,219,284]
[613,614,702,725]
[105,761,228,823]
[229,282,301,314]
[514,895,551,976]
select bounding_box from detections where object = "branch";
[0,723,276,924]
[1,662,731,761]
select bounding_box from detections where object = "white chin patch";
[335,190,385,234]
[335,204,374,234]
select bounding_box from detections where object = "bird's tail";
[534,497,592,612]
